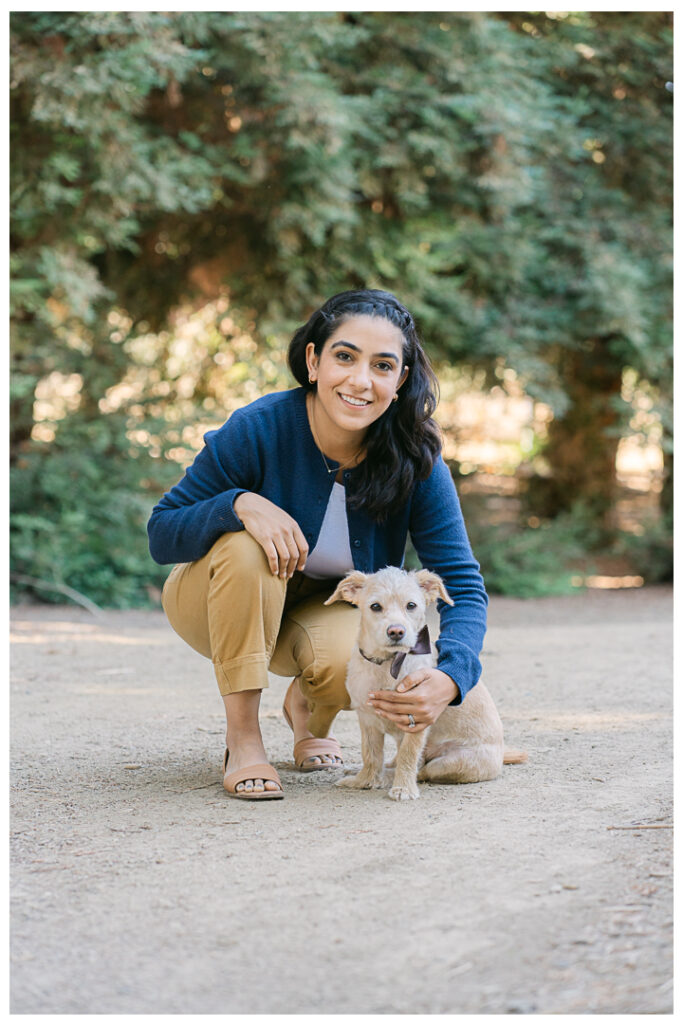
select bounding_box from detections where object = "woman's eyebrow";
[329,340,399,362]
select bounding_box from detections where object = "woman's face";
[305,315,408,440]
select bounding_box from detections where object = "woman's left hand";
[366,668,459,733]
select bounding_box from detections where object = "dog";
[325,567,526,801]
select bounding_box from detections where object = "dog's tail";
[503,748,528,765]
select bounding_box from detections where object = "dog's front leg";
[336,714,385,790]
[389,729,429,801]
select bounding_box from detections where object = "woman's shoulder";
[410,453,458,502]
[210,387,306,436]
[234,386,304,419]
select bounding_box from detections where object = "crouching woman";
[147,288,488,800]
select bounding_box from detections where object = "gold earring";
[392,393,398,402]
[309,374,316,384]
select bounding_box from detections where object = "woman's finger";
[368,698,421,717]
[263,539,280,576]
[396,670,431,693]
[272,535,295,578]
[374,708,429,733]
[366,692,419,708]
[368,687,425,708]
[276,532,299,578]
[291,525,309,572]
[284,536,301,578]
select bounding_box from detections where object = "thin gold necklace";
[308,394,363,476]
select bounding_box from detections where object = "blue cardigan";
[147,387,488,704]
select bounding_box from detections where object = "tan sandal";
[282,683,344,773]
[222,748,284,800]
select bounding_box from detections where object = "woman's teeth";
[339,393,370,407]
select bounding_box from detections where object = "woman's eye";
[406,601,417,610]
[336,351,352,361]
[370,602,383,612]
[376,362,392,372]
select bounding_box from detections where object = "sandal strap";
[223,762,282,793]
[293,737,343,765]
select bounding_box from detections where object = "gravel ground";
[10,585,672,1014]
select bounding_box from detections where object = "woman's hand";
[233,492,308,579]
[366,668,459,733]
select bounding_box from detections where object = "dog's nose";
[386,624,406,641]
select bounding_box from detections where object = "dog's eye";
[370,602,383,612]
[406,601,417,611]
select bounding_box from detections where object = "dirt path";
[10,586,672,1014]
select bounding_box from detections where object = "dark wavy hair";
[287,289,442,521]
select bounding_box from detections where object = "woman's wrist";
[436,669,459,704]
[233,491,253,521]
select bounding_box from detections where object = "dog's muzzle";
[359,624,431,679]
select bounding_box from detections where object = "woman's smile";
[337,391,372,409]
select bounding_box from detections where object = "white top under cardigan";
[303,482,354,579]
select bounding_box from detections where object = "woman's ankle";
[222,688,264,748]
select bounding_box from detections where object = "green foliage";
[611,515,673,585]
[408,498,606,598]
[9,11,672,605]
[10,409,179,608]
[466,510,602,598]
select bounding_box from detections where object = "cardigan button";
[353,539,361,548]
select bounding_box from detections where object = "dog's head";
[325,567,453,659]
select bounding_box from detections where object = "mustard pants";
[161,530,360,737]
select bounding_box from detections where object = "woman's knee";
[209,528,272,576]
[299,650,354,710]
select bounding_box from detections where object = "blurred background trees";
[10,10,672,606]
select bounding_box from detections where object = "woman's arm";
[147,410,257,565]
[147,405,310,574]
[366,456,488,729]
[407,455,488,704]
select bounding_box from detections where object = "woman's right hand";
[233,492,309,579]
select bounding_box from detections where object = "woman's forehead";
[326,314,404,354]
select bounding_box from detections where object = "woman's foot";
[223,737,283,795]
[221,689,282,796]
[283,679,343,769]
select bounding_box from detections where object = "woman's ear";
[397,365,409,390]
[305,342,319,381]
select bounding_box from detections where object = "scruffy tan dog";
[326,567,525,801]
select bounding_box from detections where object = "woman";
[147,288,488,799]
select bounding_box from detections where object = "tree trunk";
[527,343,624,521]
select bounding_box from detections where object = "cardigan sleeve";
[147,407,260,565]
[408,456,488,705]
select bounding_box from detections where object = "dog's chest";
[345,648,434,709]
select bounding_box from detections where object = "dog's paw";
[388,783,420,801]
[336,773,382,790]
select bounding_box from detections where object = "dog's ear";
[414,570,454,606]
[324,571,368,606]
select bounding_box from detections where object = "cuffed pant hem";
[213,655,270,696]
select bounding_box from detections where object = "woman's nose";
[347,363,372,390]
